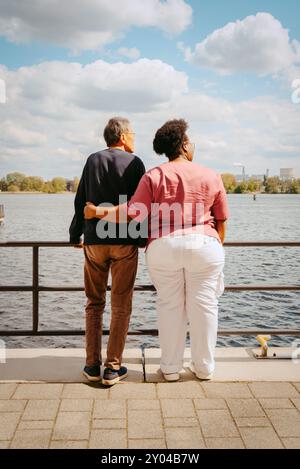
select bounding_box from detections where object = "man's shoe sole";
[102,371,128,386]
[82,371,101,382]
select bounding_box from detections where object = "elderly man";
[69,117,146,385]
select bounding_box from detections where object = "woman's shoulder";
[188,162,221,180]
[144,164,166,179]
[144,161,221,183]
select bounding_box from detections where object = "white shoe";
[188,365,213,381]
[162,372,180,382]
[195,371,213,381]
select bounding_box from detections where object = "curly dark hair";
[153,119,188,160]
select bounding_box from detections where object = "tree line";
[0,172,79,193]
[221,174,300,194]
[0,171,299,194]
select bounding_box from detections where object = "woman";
[84,119,229,382]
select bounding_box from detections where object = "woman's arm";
[84,202,132,223]
[215,220,227,245]
[84,174,153,224]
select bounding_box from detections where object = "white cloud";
[0,0,192,52]
[1,59,188,115]
[0,120,47,147]
[0,59,300,179]
[117,47,141,60]
[182,13,300,76]
[0,77,6,103]
[73,59,188,111]
[130,92,300,175]
[0,58,188,176]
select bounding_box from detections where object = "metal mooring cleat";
[254,335,271,358]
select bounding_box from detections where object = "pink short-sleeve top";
[127,160,229,250]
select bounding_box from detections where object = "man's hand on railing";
[74,241,83,249]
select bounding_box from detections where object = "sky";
[0,0,300,179]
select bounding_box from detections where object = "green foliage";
[220,173,298,195]
[234,182,248,193]
[264,176,281,194]
[0,178,8,191]
[41,181,56,193]
[0,173,79,193]
[287,179,300,194]
[1,171,298,195]
[7,184,20,192]
[71,177,80,193]
[20,176,44,192]
[51,177,67,192]
[247,178,262,192]
[222,173,263,193]
[221,173,237,193]
[6,172,26,187]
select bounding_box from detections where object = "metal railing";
[0,241,300,337]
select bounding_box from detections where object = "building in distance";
[280,168,296,181]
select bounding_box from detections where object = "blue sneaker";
[102,366,128,386]
[83,364,101,382]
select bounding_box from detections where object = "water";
[0,193,299,349]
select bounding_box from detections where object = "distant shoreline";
[0,191,74,194]
[0,191,299,195]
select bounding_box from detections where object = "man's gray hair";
[103,117,131,146]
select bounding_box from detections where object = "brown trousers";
[83,244,138,370]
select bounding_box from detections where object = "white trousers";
[145,234,225,375]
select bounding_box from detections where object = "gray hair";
[103,117,131,146]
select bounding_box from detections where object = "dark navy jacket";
[69,148,147,246]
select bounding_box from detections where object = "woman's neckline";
[165,159,192,164]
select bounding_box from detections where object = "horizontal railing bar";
[217,329,300,336]
[1,285,300,292]
[1,329,300,337]
[0,242,75,247]
[223,242,300,247]
[0,241,300,248]
[28,284,300,292]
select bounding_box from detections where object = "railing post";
[32,246,39,332]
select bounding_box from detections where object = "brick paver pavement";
[0,381,299,449]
